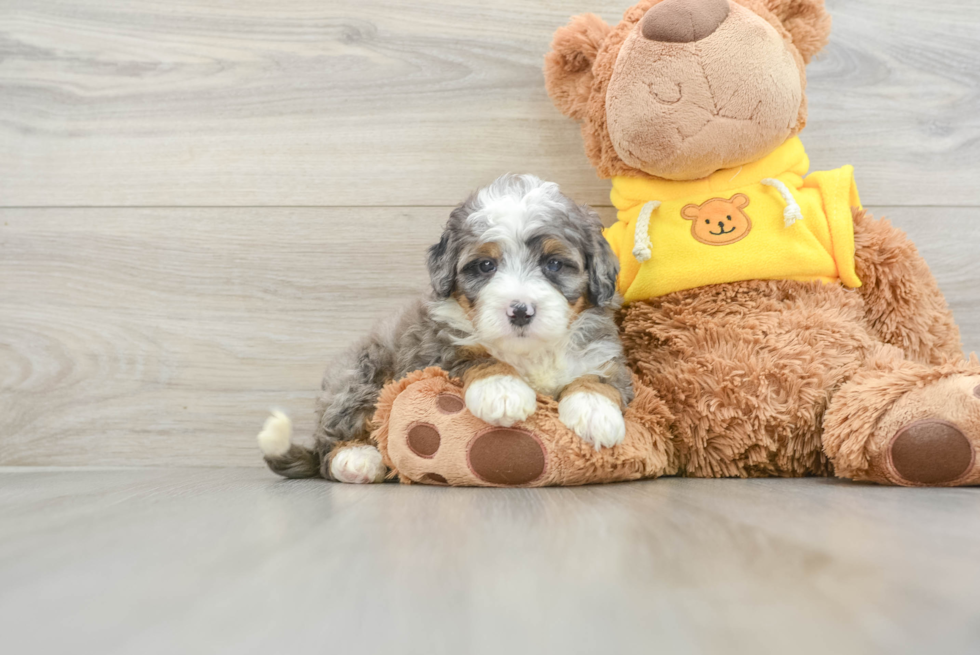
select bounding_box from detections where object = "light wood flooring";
[2,468,979,655]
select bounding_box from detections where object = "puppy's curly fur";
[260,175,633,482]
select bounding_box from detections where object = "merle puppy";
[258,174,634,483]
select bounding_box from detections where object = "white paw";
[257,410,292,457]
[558,392,626,450]
[465,374,537,427]
[329,445,386,484]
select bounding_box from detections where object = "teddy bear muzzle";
[641,0,730,43]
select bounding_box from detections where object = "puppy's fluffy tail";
[257,411,322,478]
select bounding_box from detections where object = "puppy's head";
[428,174,618,351]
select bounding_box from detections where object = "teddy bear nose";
[641,0,730,43]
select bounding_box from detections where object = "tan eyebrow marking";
[541,238,572,259]
[471,242,502,259]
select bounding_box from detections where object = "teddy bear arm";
[852,208,962,364]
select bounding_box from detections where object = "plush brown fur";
[761,0,832,63]
[617,211,976,481]
[544,13,612,121]
[851,209,963,365]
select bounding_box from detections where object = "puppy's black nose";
[507,303,534,327]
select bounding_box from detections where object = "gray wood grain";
[2,205,979,467]
[0,0,978,207]
[1,468,979,655]
[0,207,444,466]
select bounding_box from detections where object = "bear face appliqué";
[681,194,752,245]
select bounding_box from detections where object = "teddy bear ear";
[763,0,833,64]
[732,194,751,208]
[544,13,612,121]
[681,204,701,220]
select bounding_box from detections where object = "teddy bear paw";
[874,375,980,486]
[384,376,552,486]
[464,375,537,427]
[558,392,626,450]
[887,420,974,486]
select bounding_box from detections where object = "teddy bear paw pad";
[436,393,465,414]
[467,428,546,485]
[407,423,441,458]
[889,420,974,485]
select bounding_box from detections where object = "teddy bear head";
[544,0,832,181]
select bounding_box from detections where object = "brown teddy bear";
[374,0,980,487]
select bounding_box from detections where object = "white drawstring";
[632,201,660,263]
[761,178,804,227]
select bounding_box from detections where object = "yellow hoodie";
[604,137,863,303]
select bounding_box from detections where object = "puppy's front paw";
[329,445,386,484]
[465,375,537,427]
[558,392,626,450]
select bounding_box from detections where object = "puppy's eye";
[545,258,563,272]
[478,259,496,274]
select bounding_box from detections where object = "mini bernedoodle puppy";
[258,174,634,483]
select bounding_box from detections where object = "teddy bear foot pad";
[888,420,975,485]
[875,376,980,487]
[391,381,554,486]
[406,412,548,486]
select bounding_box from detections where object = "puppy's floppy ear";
[544,13,612,121]
[763,0,832,64]
[574,205,619,307]
[427,208,464,298]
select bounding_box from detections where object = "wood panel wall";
[2,0,979,466]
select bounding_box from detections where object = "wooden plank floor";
[2,468,979,655]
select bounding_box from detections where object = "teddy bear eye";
[726,215,732,221]
[705,219,710,224]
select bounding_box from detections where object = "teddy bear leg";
[824,347,980,486]
[852,208,963,365]
[375,373,677,487]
